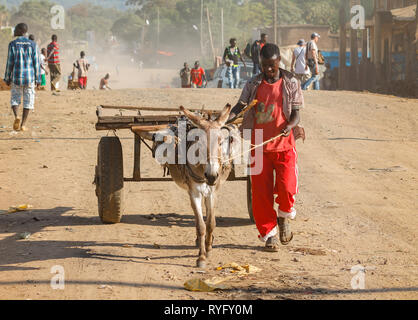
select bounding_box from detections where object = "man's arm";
[281,109,300,136]
[227,80,252,122]
[312,48,319,74]
[33,44,41,85]
[291,51,296,72]
[223,48,228,63]
[4,43,14,85]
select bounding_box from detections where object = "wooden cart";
[94,105,254,224]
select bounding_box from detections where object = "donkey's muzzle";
[205,172,219,186]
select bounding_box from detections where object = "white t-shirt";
[40,54,46,75]
[307,40,318,60]
[294,46,308,74]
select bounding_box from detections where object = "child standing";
[229,43,304,251]
[74,51,90,90]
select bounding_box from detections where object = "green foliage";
[67,3,125,45]
[0,28,13,61]
[111,13,144,44]
[10,0,55,40]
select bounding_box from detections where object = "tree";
[111,13,144,44]
[10,0,58,42]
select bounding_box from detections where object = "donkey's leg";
[189,189,207,268]
[204,191,216,257]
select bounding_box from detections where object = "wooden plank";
[132,124,170,133]
[98,116,134,123]
[100,105,220,114]
[133,135,141,180]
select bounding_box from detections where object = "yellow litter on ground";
[184,276,233,292]
[8,204,33,213]
[217,262,261,274]
[184,263,261,292]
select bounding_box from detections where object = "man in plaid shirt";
[4,23,41,131]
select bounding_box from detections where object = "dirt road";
[0,88,417,300]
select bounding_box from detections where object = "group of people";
[180,61,207,88]
[290,32,322,90]
[3,23,113,132]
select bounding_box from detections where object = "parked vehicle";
[207,61,254,89]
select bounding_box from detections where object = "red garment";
[260,42,265,50]
[78,76,87,88]
[47,41,60,64]
[191,67,205,86]
[251,148,298,239]
[253,78,295,152]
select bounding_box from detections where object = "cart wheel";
[247,175,254,223]
[96,136,124,224]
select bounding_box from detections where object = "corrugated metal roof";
[391,4,417,21]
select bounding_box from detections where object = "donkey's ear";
[216,104,232,127]
[180,106,208,128]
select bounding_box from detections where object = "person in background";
[39,48,48,90]
[223,38,246,89]
[190,61,206,89]
[47,34,61,92]
[180,62,191,88]
[100,73,111,90]
[74,51,90,90]
[302,32,321,90]
[4,23,41,131]
[291,39,309,86]
[250,33,268,76]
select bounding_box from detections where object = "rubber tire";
[96,136,124,224]
[247,175,255,223]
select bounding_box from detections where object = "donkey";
[149,104,240,268]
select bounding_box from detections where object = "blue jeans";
[227,65,240,89]
[253,63,261,76]
[302,65,320,90]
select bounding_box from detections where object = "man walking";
[4,23,41,131]
[250,33,268,76]
[223,38,246,89]
[302,32,321,90]
[47,34,61,92]
[291,39,309,85]
[190,61,206,89]
[180,62,191,88]
[74,51,90,90]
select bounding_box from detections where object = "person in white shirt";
[291,39,309,85]
[40,48,48,89]
[302,32,321,90]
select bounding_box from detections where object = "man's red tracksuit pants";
[250,148,298,241]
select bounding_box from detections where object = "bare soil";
[0,87,417,300]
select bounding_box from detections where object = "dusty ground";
[0,87,417,300]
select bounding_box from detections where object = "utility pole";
[221,7,224,51]
[350,0,359,90]
[206,6,215,62]
[157,7,160,50]
[273,0,278,44]
[338,0,347,90]
[200,0,204,56]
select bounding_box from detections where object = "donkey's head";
[180,104,234,186]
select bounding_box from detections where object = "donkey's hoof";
[205,248,212,258]
[196,259,207,269]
